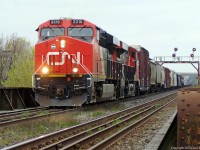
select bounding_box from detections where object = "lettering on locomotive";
[46,52,81,65]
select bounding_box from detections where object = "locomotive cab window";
[68,27,93,42]
[40,27,64,40]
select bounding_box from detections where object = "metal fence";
[0,88,38,110]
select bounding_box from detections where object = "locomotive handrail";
[71,54,93,87]
[79,63,93,87]
[32,59,47,88]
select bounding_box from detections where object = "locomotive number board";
[50,20,62,25]
[72,19,84,25]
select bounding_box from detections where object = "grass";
[194,85,200,88]
[37,110,50,116]
[0,112,80,148]
[91,111,105,118]
[0,102,130,148]
[0,106,113,148]
[98,126,105,131]
[86,129,93,136]
[110,104,126,112]
[20,112,30,118]
[112,118,121,125]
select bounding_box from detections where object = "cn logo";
[46,52,80,65]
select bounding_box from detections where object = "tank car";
[33,18,136,106]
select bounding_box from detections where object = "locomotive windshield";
[41,27,64,39]
[68,27,93,42]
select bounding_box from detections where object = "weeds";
[0,113,80,148]
[91,111,104,118]
[20,112,30,118]
[112,118,121,125]
[37,110,49,116]
[110,104,125,112]
[86,129,93,136]
[98,126,105,131]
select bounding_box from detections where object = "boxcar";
[164,67,171,89]
[170,70,174,88]
[174,72,178,87]
[161,66,165,90]
[132,45,150,93]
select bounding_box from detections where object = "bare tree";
[0,34,15,86]
[0,34,33,87]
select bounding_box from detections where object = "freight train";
[33,18,183,107]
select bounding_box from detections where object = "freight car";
[164,67,171,89]
[149,61,166,92]
[132,45,150,95]
[33,18,183,107]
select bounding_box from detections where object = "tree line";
[0,34,34,87]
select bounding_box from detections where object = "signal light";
[172,53,176,57]
[174,48,178,51]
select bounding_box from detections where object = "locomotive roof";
[36,18,96,31]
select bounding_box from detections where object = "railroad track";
[4,92,176,150]
[0,107,71,127]
[0,90,176,128]
[0,107,57,122]
[0,90,175,127]
[91,99,176,150]
[0,106,48,116]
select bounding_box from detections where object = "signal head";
[174,48,178,51]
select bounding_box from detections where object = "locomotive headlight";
[72,67,78,73]
[60,40,66,48]
[72,62,78,73]
[41,67,49,74]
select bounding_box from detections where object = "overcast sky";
[1,0,200,73]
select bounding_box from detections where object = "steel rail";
[4,92,176,150]
[0,108,59,122]
[0,108,72,127]
[0,106,48,116]
[89,98,177,150]
[47,105,155,150]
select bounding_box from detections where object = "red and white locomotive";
[33,18,137,106]
[33,18,183,107]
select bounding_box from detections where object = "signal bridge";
[154,55,200,85]
[154,56,199,64]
